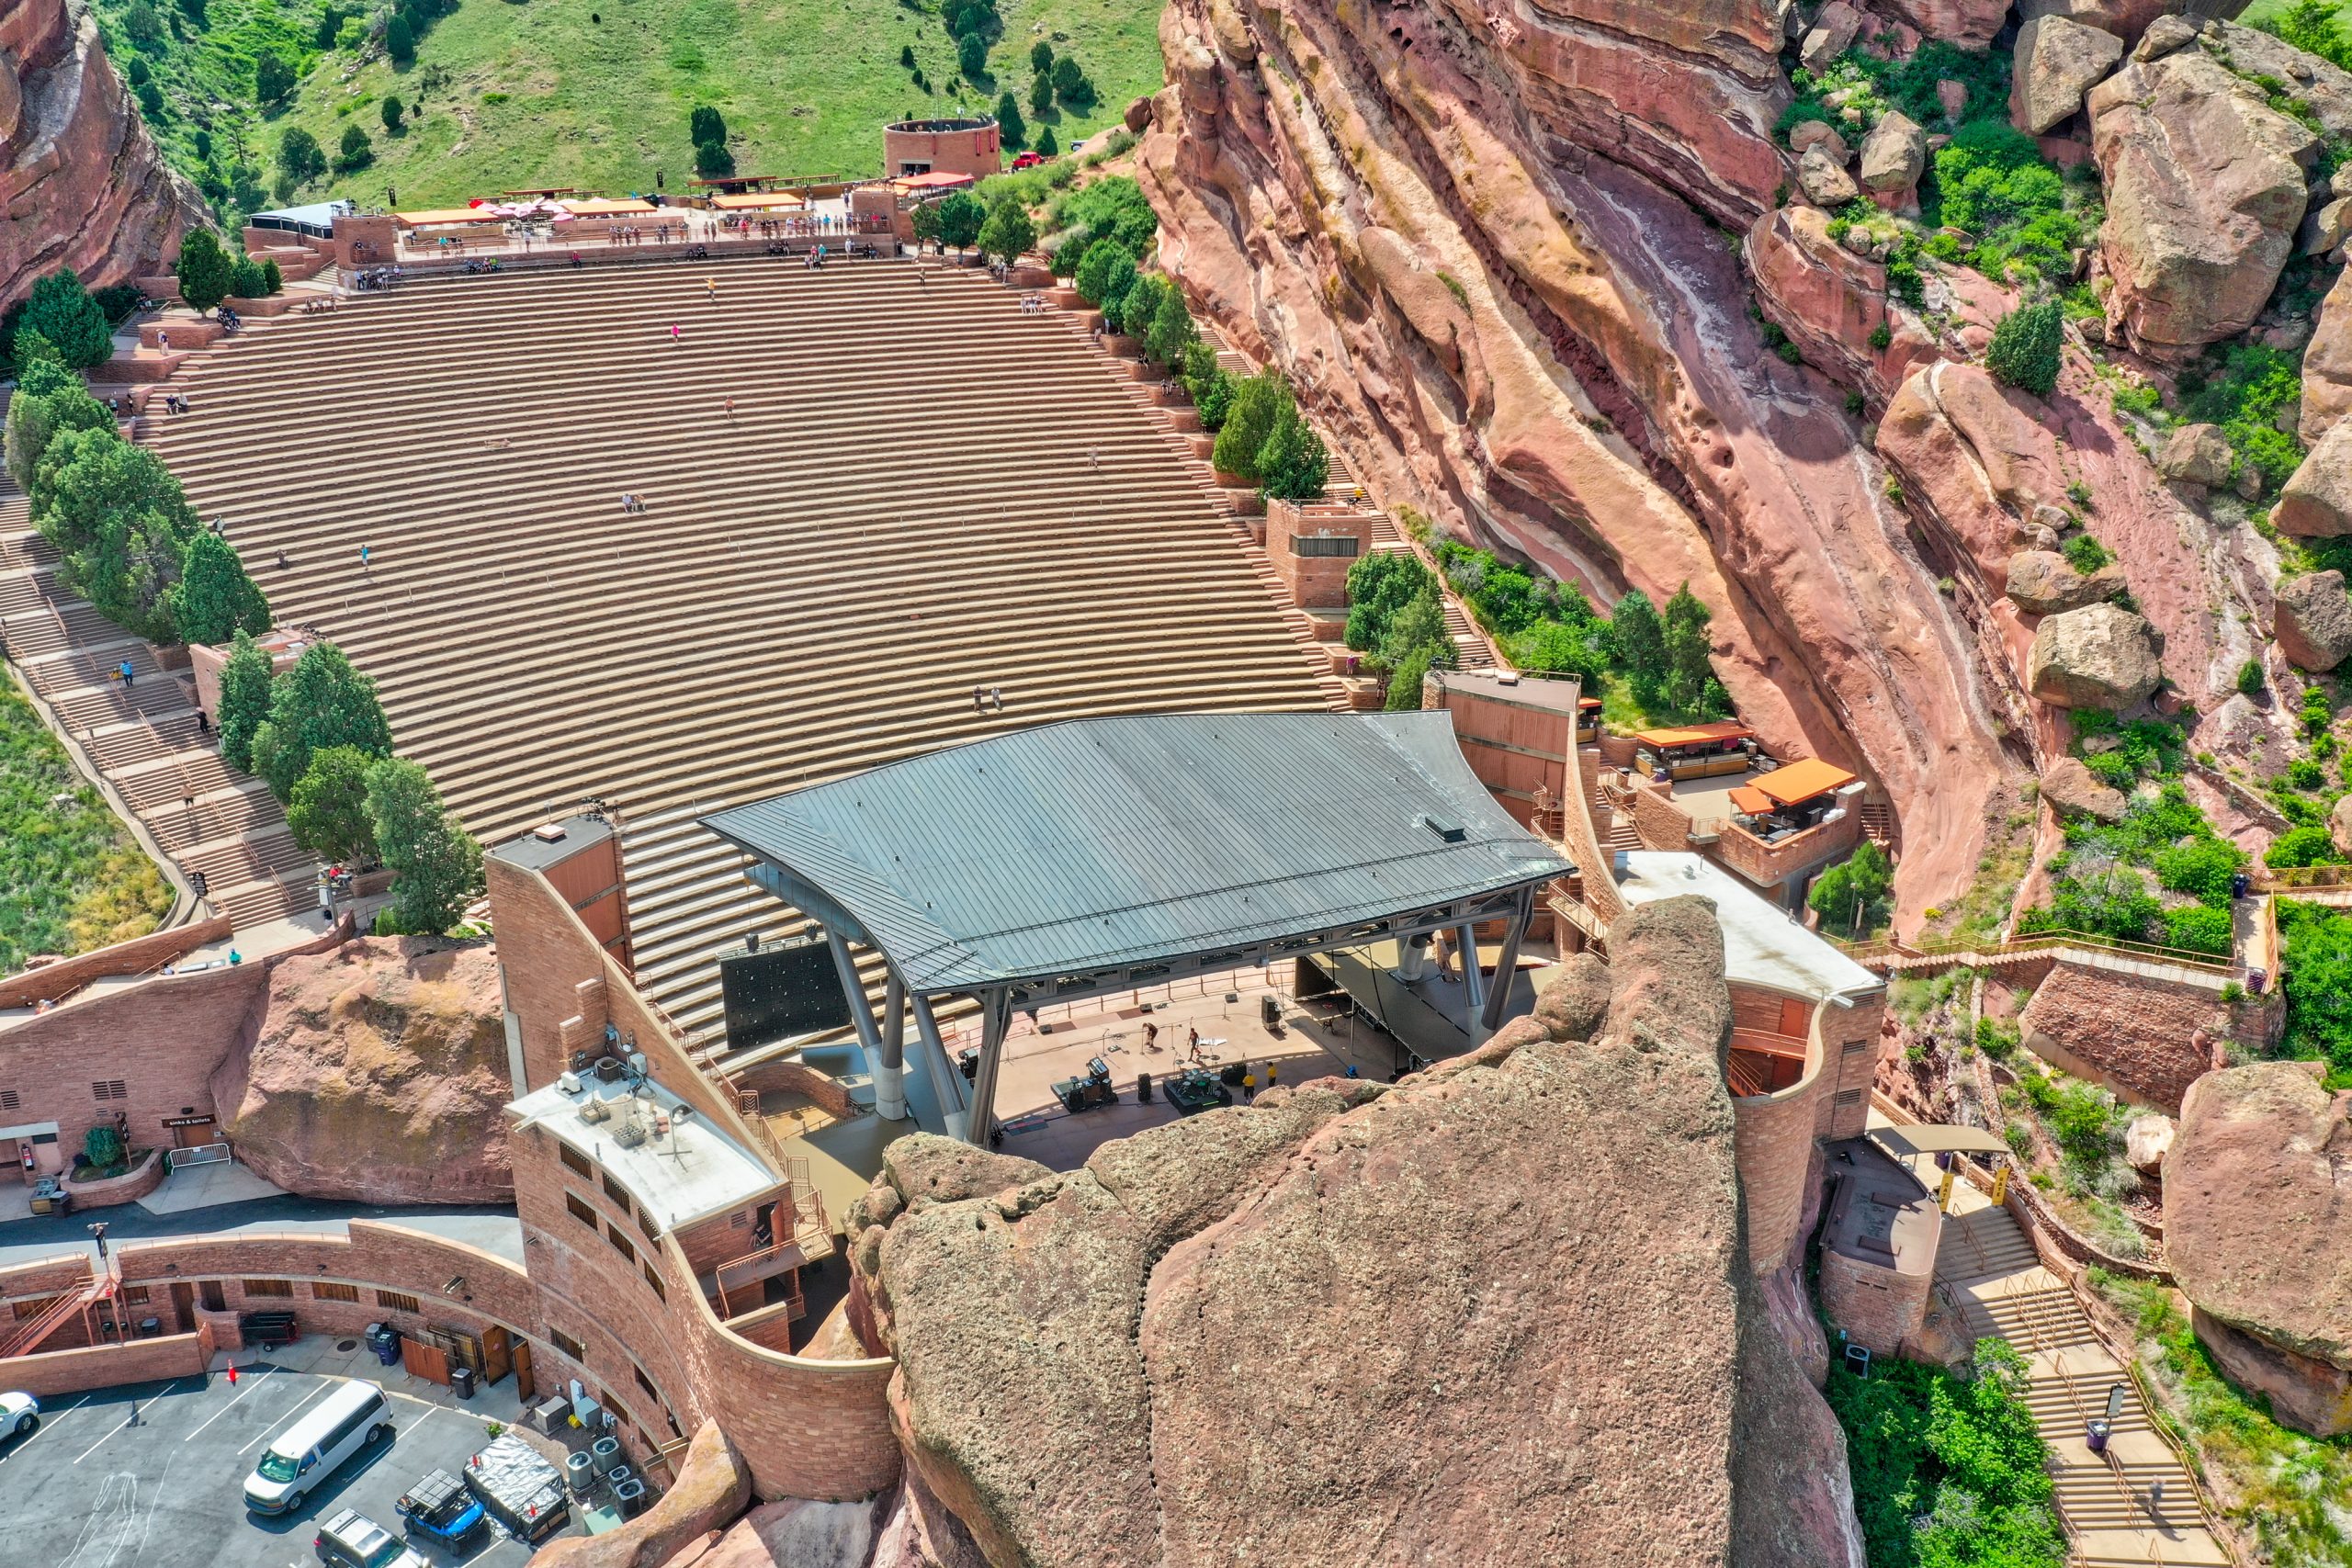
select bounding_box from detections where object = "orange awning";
[710,191,805,210]
[1728,786,1773,816]
[1634,722,1751,750]
[560,197,659,217]
[395,208,506,226]
[893,171,975,190]
[1756,758,1858,807]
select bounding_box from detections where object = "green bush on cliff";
[2178,344,2305,497]
[2278,899,2352,1086]
[1986,300,2064,398]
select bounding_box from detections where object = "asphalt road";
[0,1361,564,1568]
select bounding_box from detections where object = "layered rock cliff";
[1137,0,2023,920]
[842,898,1868,1568]
[0,0,204,304]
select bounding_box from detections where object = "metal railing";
[1835,928,2242,978]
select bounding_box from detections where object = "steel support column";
[1479,886,1538,1032]
[1454,920,1485,1042]
[910,992,966,1137]
[876,974,910,1122]
[966,990,1014,1148]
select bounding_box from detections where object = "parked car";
[395,1467,484,1550]
[245,1378,394,1515]
[0,1391,38,1436]
[314,1507,428,1568]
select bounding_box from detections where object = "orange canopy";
[1756,758,1859,807]
[1727,786,1773,817]
[561,197,659,216]
[711,191,805,210]
[1634,721,1751,750]
[894,171,975,190]
[395,208,505,226]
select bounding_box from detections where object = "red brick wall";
[1819,1247,1930,1357]
[0,962,266,1165]
[0,916,232,1008]
[0,1325,213,1396]
[1265,501,1371,610]
[2017,961,2241,1114]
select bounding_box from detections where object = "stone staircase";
[1936,1203,2229,1566]
[0,487,316,928]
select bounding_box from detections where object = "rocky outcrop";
[1887,0,2011,48]
[1142,0,2018,929]
[2027,603,2163,708]
[847,899,1867,1567]
[2038,756,2128,821]
[2275,570,2352,671]
[2011,16,2124,136]
[2167,1061,2352,1436]
[0,0,206,305]
[1878,362,2072,585]
[1746,206,1934,399]
[2300,265,2352,445]
[2007,549,2124,616]
[2155,423,2235,489]
[2278,422,2352,536]
[209,937,513,1203]
[1798,145,1861,208]
[2208,19,2352,140]
[1857,111,1926,204]
[1801,2,1865,75]
[2016,962,2237,1113]
[2088,48,2317,359]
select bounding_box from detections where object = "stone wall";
[1818,1247,1931,1359]
[2018,960,2252,1113]
[0,915,232,1008]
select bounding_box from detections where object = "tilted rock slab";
[2007,548,2125,616]
[2089,49,2316,360]
[2279,420,2352,536]
[2011,16,2124,135]
[2274,570,2352,671]
[850,899,1866,1567]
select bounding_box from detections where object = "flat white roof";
[1614,852,1883,1006]
[508,1071,780,1234]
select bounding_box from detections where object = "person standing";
[990,685,1003,710]
[118,659,134,689]
[1264,1062,1278,1093]
[359,544,370,569]
[1240,1066,1256,1104]
[671,323,682,344]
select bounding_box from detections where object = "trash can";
[367,1324,401,1367]
[1136,1071,1153,1104]
[2086,1418,2111,1454]
[449,1364,476,1401]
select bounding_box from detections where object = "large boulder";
[2301,266,2352,446]
[209,938,514,1203]
[2023,0,2186,44]
[2274,570,2352,671]
[2333,792,2352,858]
[2007,548,2125,615]
[2011,16,2125,136]
[2208,19,2352,140]
[2038,756,2129,822]
[2088,50,2318,359]
[1883,0,2011,48]
[2155,423,2235,488]
[1789,120,1850,163]
[1801,1,1864,73]
[2027,602,2163,708]
[1857,111,1926,198]
[2125,1113,2176,1174]
[849,899,1868,1567]
[1798,144,1861,208]
[2166,1062,2352,1436]
[2277,421,2352,537]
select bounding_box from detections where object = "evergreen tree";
[174,229,236,318]
[1035,124,1057,157]
[1112,272,1168,340]
[1986,299,2063,399]
[1145,282,1196,367]
[255,641,393,801]
[73,505,196,643]
[254,49,293,104]
[1051,55,1094,107]
[169,530,271,645]
[385,14,414,63]
[694,138,735,178]
[1211,372,1284,481]
[21,271,113,369]
[277,126,325,182]
[933,189,987,253]
[4,364,110,491]
[1611,588,1668,694]
[1030,39,1054,75]
[1808,841,1894,938]
[39,436,193,563]
[957,30,988,81]
[231,256,267,299]
[1029,72,1053,117]
[365,757,484,931]
[690,106,727,146]
[287,745,380,861]
[1072,237,1136,306]
[977,194,1036,265]
[995,90,1026,150]
[261,258,283,294]
[1257,399,1331,502]
[216,630,275,773]
[1660,583,1715,715]
[380,95,404,134]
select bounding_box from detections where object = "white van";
[243,1378,394,1515]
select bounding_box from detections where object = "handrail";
[1836,928,2240,976]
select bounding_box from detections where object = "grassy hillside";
[95,0,1163,214]
[0,678,172,974]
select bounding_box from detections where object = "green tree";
[277,125,325,182]
[1343,551,1434,651]
[1072,237,1136,306]
[169,530,271,645]
[1035,124,1057,158]
[21,271,113,369]
[174,229,236,318]
[122,0,164,44]
[287,745,380,861]
[1611,587,1668,691]
[136,82,164,118]
[933,188,987,253]
[380,95,404,134]
[1257,399,1330,502]
[958,30,989,82]
[260,258,283,295]
[1112,271,1169,340]
[365,757,483,932]
[910,199,943,249]
[335,123,371,171]
[74,505,196,642]
[977,194,1036,265]
[2272,0,2352,71]
[1030,39,1054,76]
[1145,282,1196,367]
[216,629,275,773]
[995,90,1026,151]
[1660,584,1714,714]
[39,434,192,562]
[1506,620,1609,684]
[4,363,111,491]
[1986,299,2064,399]
[254,49,293,104]
[1809,840,1894,937]
[694,138,734,178]
[255,641,393,801]
[1029,73,1054,117]
[689,105,727,146]
[230,256,267,299]
[385,13,414,63]
[1212,371,1285,481]
[1052,55,1094,107]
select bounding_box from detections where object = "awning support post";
[1479,886,1537,1032]
[1454,919,1485,1040]
[876,974,909,1122]
[910,992,966,1134]
[967,989,1013,1149]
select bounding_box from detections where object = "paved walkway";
[1935,1190,2228,1566]
[0,1191,522,1271]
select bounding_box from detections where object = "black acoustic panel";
[718,940,852,1051]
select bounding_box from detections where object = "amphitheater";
[141,257,1339,1039]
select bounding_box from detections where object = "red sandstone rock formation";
[843,899,1868,1568]
[1139,0,2023,925]
[0,0,204,305]
[209,936,514,1203]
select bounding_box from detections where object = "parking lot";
[0,1336,580,1568]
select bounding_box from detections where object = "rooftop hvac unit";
[557,1071,582,1095]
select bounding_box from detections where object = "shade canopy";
[1727,786,1773,817]
[396,208,505,226]
[1634,722,1751,750]
[1870,1123,2011,1159]
[560,197,659,216]
[1756,758,1860,807]
[893,171,975,190]
[703,712,1576,998]
[711,191,806,210]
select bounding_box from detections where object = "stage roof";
[703,712,1576,996]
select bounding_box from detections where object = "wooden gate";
[401,1336,452,1385]
[480,1324,514,1385]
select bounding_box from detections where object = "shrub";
[1055,175,1157,252]
[231,256,267,299]
[2269,822,2344,868]
[1052,54,1094,107]
[366,757,484,932]
[169,531,271,645]
[174,228,236,317]
[1810,841,1895,937]
[2238,658,2267,696]
[386,14,414,62]
[2153,836,2245,908]
[1343,552,1435,652]
[1211,372,1285,482]
[2060,533,2110,574]
[1931,120,2088,287]
[694,138,734,177]
[1986,300,2063,398]
[381,95,404,133]
[83,1123,126,1174]
[1505,620,1609,684]
[2163,904,2235,956]
[2178,344,2306,496]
